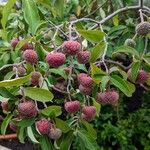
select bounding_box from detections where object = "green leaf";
[55,118,71,133]
[131,61,141,82]
[27,126,39,143]
[54,0,64,18]
[112,15,119,26]
[40,136,53,150]
[1,113,13,135]
[41,106,62,117]
[100,76,110,91]
[90,42,106,63]
[24,87,54,102]
[81,120,97,139]
[110,75,133,97]
[1,0,16,29]
[78,30,105,43]
[0,87,15,98]
[22,0,41,35]
[17,118,36,128]
[113,46,139,58]
[60,131,74,150]
[18,127,26,143]
[93,99,101,117]
[0,74,31,87]
[50,68,67,80]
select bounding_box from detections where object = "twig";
[140,84,150,91]
[52,86,68,94]
[142,37,148,58]
[139,0,144,8]
[139,9,144,22]
[0,134,17,140]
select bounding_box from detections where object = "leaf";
[113,46,139,58]
[60,131,74,150]
[55,118,71,133]
[54,0,64,18]
[1,0,16,29]
[81,120,97,139]
[78,30,105,43]
[24,87,54,102]
[110,75,133,97]
[93,98,101,117]
[91,63,106,84]
[27,126,39,143]
[0,74,31,87]
[41,106,62,117]
[100,76,110,91]
[1,113,13,135]
[40,136,53,150]
[22,0,41,35]
[0,87,15,98]
[112,15,119,26]
[131,61,141,82]
[17,118,36,128]
[50,68,67,80]
[90,42,106,63]
[18,127,26,143]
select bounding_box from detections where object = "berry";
[18,101,38,118]
[1,101,9,112]
[77,73,88,83]
[64,100,80,113]
[11,38,19,48]
[31,71,41,86]
[22,43,33,51]
[77,51,91,64]
[46,52,66,68]
[18,66,26,76]
[82,113,94,122]
[49,128,62,140]
[128,69,149,84]
[80,76,93,87]
[36,118,51,135]
[79,84,92,95]
[124,39,136,48]
[62,41,81,55]
[82,106,96,119]
[96,90,119,106]
[23,49,38,64]
[136,22,150,36]
[9,122,17,132]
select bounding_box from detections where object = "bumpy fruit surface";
[79,84,92,95]
[77,51,91,64]
[79,76,93,87]
[9,122,17,132]
[36,118,51,135]
[62,41,81,55]
[46,52,66,68]
[18,101,38,118]
[11,38,19,48]
[124,39,136,48]
[82,106,96,119]
[128,69,149,84]
[82,113,94,122]
[64,100,80,113]
[1,101,9,112]
[22,43,33,51]
[77,73,88,83]
[13,66,26,76]
[96,90,119,106]
[49,128,62,140]
[31,71,41,86]
[23,49,38,64]
[136,22,150,36]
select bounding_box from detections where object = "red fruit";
[128,69,149,84]
[65,100,80,113]
[31,71,41,86]
[96,90,119,106]
[23,49,38,64]
[79,84,92,95]
[22,43,33,51]
[11,38,19,48]
[62,41,81,55]
[49,128,62,140]
[18,101,38,118]
[77,73,88,83]
[82,113,94,122]
[18,66,26,76]
[79,76,93,87]
[9,122,17,132]
[46,52,66,68]
[82,106,96,119]
[77,51,91,64]
[36,118,51,135]
[1,101,9,112]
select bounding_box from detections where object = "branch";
[139,0,144,8]
[0,134,17,140]
[52,86,68,94]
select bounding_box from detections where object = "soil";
[0,140,37,150]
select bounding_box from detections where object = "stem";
[139,0,144,8]
[132,33,137,40]
[142,37,148,57]
[69,23,73,40]
[0,134,17,140]
[139,9,144,22]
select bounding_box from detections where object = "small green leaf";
[113,46,139,58]
[17,118,36,128]
[27,126,39,143]
[50,68,67,80]
[131,61,141,82]
[0,74,31,87]
[24,87,54,102]
[78,30,105,43]
[40,136,53,150]
[90,42,106,63]
[1,0,16,29]
[55,118,71,133]
[18,127,26,143]
[112,15,119,26]
[1,113,13,135]
[100,76,110,91]
[41,106,62,117]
